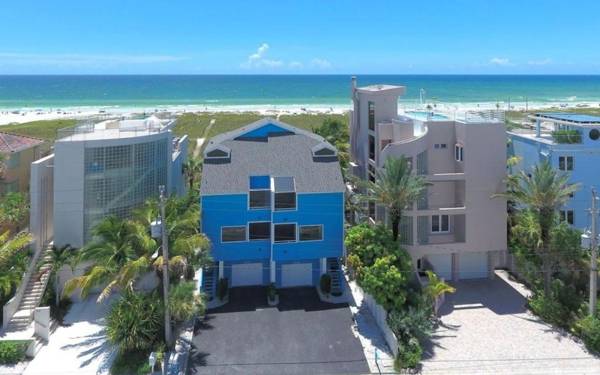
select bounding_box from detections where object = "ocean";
[1,75,600,110]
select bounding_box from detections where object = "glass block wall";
[83,138,168,242]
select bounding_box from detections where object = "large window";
[369,135,375,161]
[368,101,375,130]
[299,225,323,241]
[559,210,574,225]
[431,215,449,233]
[274,176,296,210]
[274,223,296,242]
[559,156,574,171]
[249,190,270,209]
[221,226,246,242]
[249,222,270,241]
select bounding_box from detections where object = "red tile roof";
[0,132,45,154]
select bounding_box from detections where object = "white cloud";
[241,43,283,69]
[489,57,513,66]
[310,58,332,69]
[288,61,304,69]
[0,52,184,66]
[528,58,552,66]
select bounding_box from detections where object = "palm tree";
[168,281,205,322]
[49,244,77,306]
[0,231,32,300]
[63,217,156,302]
[496,160,579,296]
[363,156,428,241]
[424,270,456,315]
[183,157,203,191]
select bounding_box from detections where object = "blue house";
[200,118,345,296]
[509,112,600,233]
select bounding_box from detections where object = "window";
[274,223,296,242]
[249,222,270,241]
[590,129,600,141]
[221,226,246,242]
[368,101,375,131]
[368,135,375,160]
[249,190,270,209]
[559,210,574,225]
[274,176,296,210]
[558,156,573,171]
[299,225,323,241]
[454,144,464,162]
[431,215,449,233]
[434,144,447,149]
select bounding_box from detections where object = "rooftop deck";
[56,116,173,142]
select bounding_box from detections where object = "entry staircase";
[201,263,217,301]
[4,244,53,333]
[327,257,343,296]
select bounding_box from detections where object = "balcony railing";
[462,110,505,123]
[551,130,582,144]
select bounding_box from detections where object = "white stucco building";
[30,116,188,249]
[349,77,507,280]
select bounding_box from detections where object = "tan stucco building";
[0,132,49,196]
[349,78,507,281]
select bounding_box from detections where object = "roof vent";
[311,142,338,158]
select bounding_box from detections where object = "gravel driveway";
[421,277,600,374]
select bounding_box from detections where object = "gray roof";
[200,133,345,195]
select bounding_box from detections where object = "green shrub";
[528,293,573,328]
[0,340,30,365]
[320,274,332,295]
[217,278,228,301]
[168,281,205,322]
[106,291,164,354]
[574,315,600,353]
[394,337,422,370]
[267,283,277,301]
[387,305,434,344]
[110,349,153,375]
[360,255,409,311]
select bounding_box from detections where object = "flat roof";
[532,112,600,125]
[356,84,405,95]
[56,116,173,142]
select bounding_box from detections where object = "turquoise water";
[1,75,600,109]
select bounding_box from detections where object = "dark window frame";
[274,223,297,243]
[221,226,246,243]
[299,225,323,241]
[249,221,271,241]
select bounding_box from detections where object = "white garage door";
[458,252,489,279]
[231,263,263,287]
[281,263,313,288]
[427,254,452,280]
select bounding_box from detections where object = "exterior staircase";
[201,263,216,301]
[4,245,53,333]
[327,257,343,297]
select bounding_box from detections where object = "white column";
[218,261,224,280]
[320,258,327,275]
[535,119,541,138]
[270,260,276,283]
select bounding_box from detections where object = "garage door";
[427,254,452,280]
[231,263,263,287]
[281,263,313,288]
[458,252,489,279]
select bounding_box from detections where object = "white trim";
[311,142,338,157]
[248,221,271,241]
[204,144,231,160]
[220,225,247,243]
[430,214,450,234]
[298,224,324,242]
[273,222,298,243]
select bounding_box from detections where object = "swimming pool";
[405,111,449,121]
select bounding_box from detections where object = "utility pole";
[590,188,599,316]
[159,185,173,347]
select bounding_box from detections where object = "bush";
[574,315,600,353]
[110,349,153,375]
[0,340,30,365]
[267,283,277,301]
[394,337,422,370]
[360,255,409,311]
[387,305,434,344]
[106,291,164,354]
[168,281,205,322]
[528,293,573,328]
[320,274,332,295]
[217,278,228,301]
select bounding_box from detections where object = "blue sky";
[1,0,599,74]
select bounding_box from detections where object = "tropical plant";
[63,216,156,302]
[0,231,31,300]
[497,160,579,296]
[423,270,456,314]
[574,315,600,352]
[106,290,164,354]
[362,156,427,241]
[0,340,30,365]
[314,118,350,173]
[0,192,29,231]
[345,224,396,270]
[49,244,77,306]
[168,281,205,322]
[183,156,203,190]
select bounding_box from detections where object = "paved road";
[188,287,368,375]
[420,278,600,374]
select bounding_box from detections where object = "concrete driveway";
[187,286,368,375]
[421,276,600,374]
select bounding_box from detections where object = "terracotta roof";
[0,132,45,154]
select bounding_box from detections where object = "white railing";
[463,110,505,123]
[2,240,37,328]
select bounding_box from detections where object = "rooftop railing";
[57,118,172,141]
[462,110,505,123]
